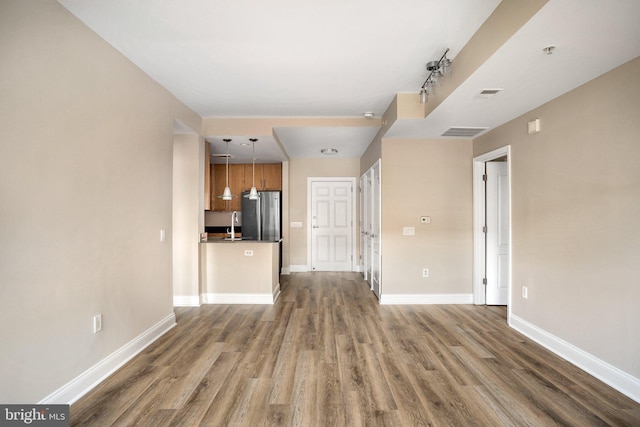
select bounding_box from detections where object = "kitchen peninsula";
[200,239,280,304]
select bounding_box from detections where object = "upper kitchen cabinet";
[212,164,244,211]
[204,141,211,211]
[210,163,281,211]
[243,163,282,191]
[262,163,282,190]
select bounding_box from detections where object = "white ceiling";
[58,0,640,162]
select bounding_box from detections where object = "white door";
[371,161,381,298]
[485,161,509,305]
[310,180,353,271]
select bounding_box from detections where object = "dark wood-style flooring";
[71,272,640,426]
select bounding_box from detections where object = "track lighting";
[420,88,428,104]
[419,49,452,104]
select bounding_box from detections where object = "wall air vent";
[441,127,489,138]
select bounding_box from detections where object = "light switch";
[420,216,431,224]
[291,222,303,228]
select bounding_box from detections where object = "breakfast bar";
[200,239,280,304]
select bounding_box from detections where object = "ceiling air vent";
[476,88,503,99]
[441,127,489,138]
[211,153,233,159]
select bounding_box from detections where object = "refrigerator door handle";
[274,196,280,240]
[256,194,262,240]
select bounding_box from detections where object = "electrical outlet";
[93,314,102,333]
[403,227,415,236]
[244,250,253,256]
[522,286,528,299]
[422,268,429,278]
[420,216,431,224]
[160,229,166,242]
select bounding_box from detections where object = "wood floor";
[71,272,640,426]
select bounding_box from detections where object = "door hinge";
[482,278,487,285]
[482,225,487,234]
[482,174,487,182]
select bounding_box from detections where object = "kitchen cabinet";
[211,163,281,211]
[204,142,211,210]
[262,163,282,190]
[243,163,282,191]
[212,164,244,211]
[209,164,224,211]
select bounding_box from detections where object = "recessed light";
[363,112,374,119]
[543,45,556,55]
[240,142,250,146]
[321,148,338,155]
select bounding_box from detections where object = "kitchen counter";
[203,238,282,243]
[200,240,280,304]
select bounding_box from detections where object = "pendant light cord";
[225,140,230,187]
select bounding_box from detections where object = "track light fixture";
[419,48,452,104]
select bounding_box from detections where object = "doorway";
[473,146,512,313]
[307,177,356,271]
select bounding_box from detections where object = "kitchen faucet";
[227,211,239,240]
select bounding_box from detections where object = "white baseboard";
[39,313,176,405]
[202,293,275,304]
[509,314,640,404]
[173,295,201,307]
[287,266,361,273]
[380,293,473,305]
[281,266,291,275]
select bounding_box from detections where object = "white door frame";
[370,160,381,299]
[307,177,357,272]
[473,146,512,314]
[359,174,367,278]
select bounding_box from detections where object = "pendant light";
[245,138,259,200]
[218,138,234,200]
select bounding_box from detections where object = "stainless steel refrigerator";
[241,191,281,241]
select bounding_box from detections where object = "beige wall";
[360,96,396,174]
[173,134,204,300]
[0,1,201,402]
[381,138,473,295]
[474,57,640,377]
[288,158,361,268]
